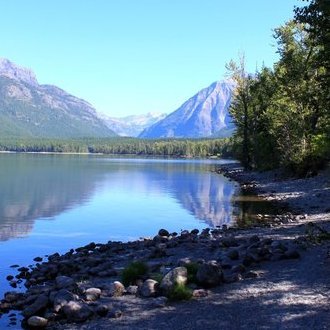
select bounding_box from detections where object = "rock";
[4,291,24,303]
[244,271,259,279]
[196,261,223,287]
[224,273,243,283]
[95,304,109,317]
[53,289,78,313]
[85,288,102,301]
[33,257,43,262]
[158,229,170,237]
[192,289,209,298]
[108,309,122,318]
[108,281,125,297]
[160,267,187,294]
[6,275,14,281]
[55,276,75,289]
[62,301,93,322]
[140,279,159,297]
[221,237,239,247]
[22,294,49,318]
[231,264,246,274]
[27,316,48,328]
[190,229,199,235]
[126,285,139,295]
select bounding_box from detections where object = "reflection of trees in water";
[0,155,238,241]
[0,154,104,241]
[165,170,236,228]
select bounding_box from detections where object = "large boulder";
[62,301,93,322]
[160,267,187,294]
[52,289,78,313]
[196,261,223,287]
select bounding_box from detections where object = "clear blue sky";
[0,0,301,117]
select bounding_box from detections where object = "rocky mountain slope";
[139,81,235,139]
[100,112,167,137]
[0,58,116,138]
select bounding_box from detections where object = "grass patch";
[185,262,199,284]
[167,284,192,301]
[121,261,148,286]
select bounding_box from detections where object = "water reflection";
[0,154,238,241]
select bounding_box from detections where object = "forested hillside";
[227,0,329,175]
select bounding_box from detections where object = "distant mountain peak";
[0,57,38,86]
[100,112,167,137]
[139,80,235,139]
[0,58,116,138]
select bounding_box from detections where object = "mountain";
[0,58,116,138]
[139,81,235,139]
[99,112,167,137]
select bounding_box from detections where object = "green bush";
[167,284,192,301]
[185,262,199,284]
[121,261,148,286]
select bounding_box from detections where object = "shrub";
[167,283,192,301]
[185,262,199,284]
[121,261,148,286]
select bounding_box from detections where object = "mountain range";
[0,58,116,138]
[139,81,235,138]
[99,112,167,137]
[0,58,235,139]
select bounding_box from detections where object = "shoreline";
[0,165,329,329]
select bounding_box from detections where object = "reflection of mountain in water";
[0,155,237,241]
[0,154,105,241]
[102,161,237,228]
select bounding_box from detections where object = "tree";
[226,55,254,169]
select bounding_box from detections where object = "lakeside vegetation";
[227,0,329,174]
[0,137,234,158]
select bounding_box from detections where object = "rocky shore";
[1,164,329,329]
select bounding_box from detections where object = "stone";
[62,301,93,322]
[85,287,102,301]
[126,285,139,295]
[224,273,243,283]
[95,304,109,317]
[53,289,77,313]
[160,267,187,294]
[192,289,209,298]
[22,294,49,318]
[158,229,170,237]
[108,309,122,318]
[108,281,125,297]
[27,316,48,328]
[140,279,159,297]
[55,275,75,289]
[196,261,223,287]
[4,291,24,303]
[221,237,239,247]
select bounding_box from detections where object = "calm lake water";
[0,153,275,327]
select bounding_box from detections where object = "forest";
[227,0,329,175]
[0,137,234,158]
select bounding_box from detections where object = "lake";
[0,153,240,298]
